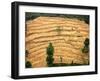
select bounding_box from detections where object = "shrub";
[82,46,89,53]
[25,61,32,68]
[82,38,89,53]
[84,38,89,46]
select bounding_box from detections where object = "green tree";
[46,43,54,67]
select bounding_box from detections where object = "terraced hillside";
[25,16,89,68]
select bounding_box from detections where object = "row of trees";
[26,12,89,24]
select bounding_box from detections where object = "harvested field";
[25,16,89,68]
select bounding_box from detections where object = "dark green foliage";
[82,46,89,53]
[25,61,32,68]
[84,38,89,46]
[25,13,39,21]
[46,56,54,67]
[26,12,89,24]
[46,43,54,67]
[82,38,89,53]
[46,56,54,63]
[46,43,54,56]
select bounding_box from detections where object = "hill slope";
[25,17,89,68]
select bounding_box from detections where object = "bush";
[25,61,32,68]
[82,38,89,53]
[82,46,89,53]
[84,38,89,46]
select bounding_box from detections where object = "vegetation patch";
[81,38,89,53]
[26,12,89,24]
[25,61,32,68]
[46,42,54,67]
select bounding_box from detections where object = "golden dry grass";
[25,17,89,68]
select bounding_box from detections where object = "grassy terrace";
[25,13,89,68]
